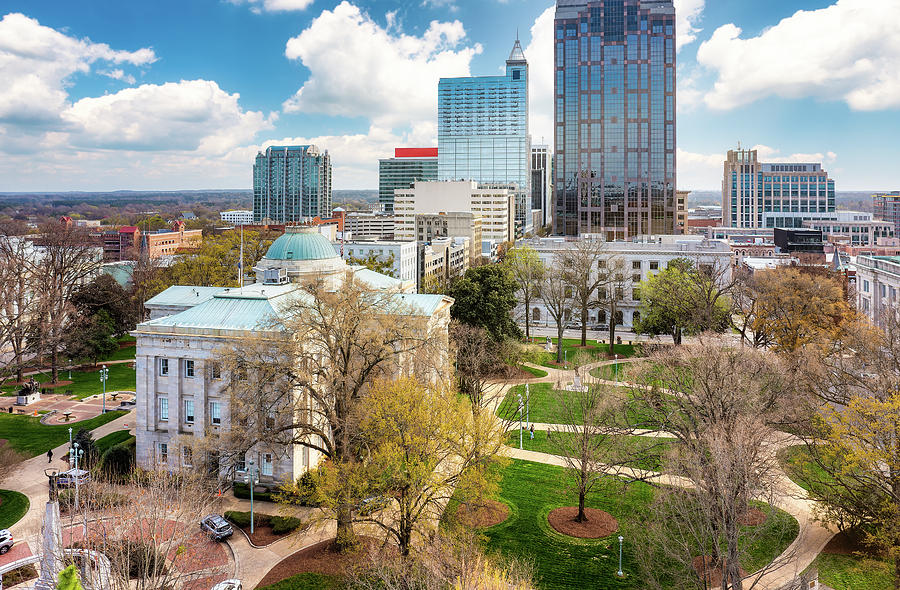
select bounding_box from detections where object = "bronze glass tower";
[553,0,676,238]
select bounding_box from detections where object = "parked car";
[199,514,233,541]
[211,579,242,590]
[0,529,13,554]
[57,468,90,488]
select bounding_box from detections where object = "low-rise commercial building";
[803,211,894,246]
[334,239,417,288]
[220,210,254,225]
[856,255,900,324]
[415,212,482,266]
[345,211,396,239]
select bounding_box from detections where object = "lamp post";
[617,535,625,577]
[68,359,72,381]
[517,393,523,450]
[68,427,73,452]
[99,365,109,414]
[245,459,259,534]
[525,383,530,430]
[564,349,568,369]
[614,354,619,383]
[69,443,84,508]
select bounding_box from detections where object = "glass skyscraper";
[553,0,676,238]
[438,40,531,235]
[379,148,438,214]
[253,145,332,224]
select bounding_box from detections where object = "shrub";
[224,510,267,529]
[1,564,37,587]
[99,438,135,479]
[270,515,304,535]
[233,481,275,502]
[273,470,321,507]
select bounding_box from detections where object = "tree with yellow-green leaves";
[316,377,506,557]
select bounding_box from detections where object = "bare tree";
[451,321,514,420]
[211,274,449,549]
[629,340,798,590]
[597,256,631,354]
[539,260,571,364]
[559,240,607,347]
[0,233,37,382]
[548,383,624,522]
[730,268,770,348]
[29,223,103,382]
[503,246,545,341]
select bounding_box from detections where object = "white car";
[0,529,13,554]
[211,579,242,590]
[57,468,90,488]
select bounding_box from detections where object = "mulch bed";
[255,537,380,588]
[822,529,883,557]
[236,522,290,547]
[692,556,747,587]
[548,506,618,539]
[455,500,509,529]
[737,508,767,526]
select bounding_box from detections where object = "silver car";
[0,529,13,554]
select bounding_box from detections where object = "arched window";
[532,307,541,321]
[632,310,641,324]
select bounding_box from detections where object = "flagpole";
[239,224,244,288]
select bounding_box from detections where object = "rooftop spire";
[507,37,526,63]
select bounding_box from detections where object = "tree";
[63,309,118,366]
[161,230,274,288]
[0,232,37,382]
[539,260,571,364]
[451,321,508,417]
[70,274,138,336]
[549,383,624,522]
[730,268,771,348]
[750,266,850,354]
[73,428,99,468]
[449,264,521,341]
[597,256,630,354]
[349,252,396,278]
[326,377,504,557]
[212,276,448,549]
[504,246,545,341]
[57,565,84,590]
[634,258,731,345]
[30,223,104,382]
[558,240,607,347]
[628,340,797,590]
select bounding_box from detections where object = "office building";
[874,192,900,236]
[394,181,515,243]
[379,148,438,214]
[438,39,530,235]
[722,147,836,229]
[521,235,731,328]
[415,212,483,266]
[553,0,677,238]
[773,228,825,256]
[253,145,332,224]
[676,190,688,234]
[531,145,552,229]
[803,211,894,247]
[220,210,254,225]
[334,239,418,287]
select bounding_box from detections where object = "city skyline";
[0,0,898,192]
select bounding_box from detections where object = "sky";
[0,0,898,192]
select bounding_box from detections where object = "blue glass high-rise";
[253,145,332,224]
[438,40,531,235]
[554,0,676,238]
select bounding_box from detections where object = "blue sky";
[0,0,897,192]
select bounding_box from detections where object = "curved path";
[496,357,835,590]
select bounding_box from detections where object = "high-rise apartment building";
[553,0,676,238]
[253,145,332,224]
[722,147,836,229]
[438,40,530,235]
[531,145,552,229]
[378,148,438,214]
[874,192,900,236]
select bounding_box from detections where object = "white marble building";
[134,226,453,485]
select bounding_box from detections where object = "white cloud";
[282,1,480,127]
[525,5,554,147]
[98,69,136,84]
[673,0,705,51]
[62,80,274,153]
[0,12,155,127]
[697,0,900,111]
[677,148,724,190]
[228,0,314,13]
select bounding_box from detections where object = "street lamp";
[68,359,72,381]
[245,459,259,534]
[69,442,84,508]
[617,535,625,577]
[614,354,619,383]
[525,383,530,430]
[517,394,523,450]
[99,365,109,414]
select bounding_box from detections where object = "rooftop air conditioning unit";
[263,267,288,285]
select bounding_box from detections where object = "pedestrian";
[47,448,53,463]
[529,424,534,440]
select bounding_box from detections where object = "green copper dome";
[264,227,338,261]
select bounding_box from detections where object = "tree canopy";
[449,264,521,341]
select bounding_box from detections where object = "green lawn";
[453,459,797,590]
[504,430,675,472]
[523,338,638,369]
[95,431,135,454]
[103,337,137,362]
[0,411,127,457]
[812,553,894,590]
[0,489,29,528]
[520,365,549,378]
[590,362,644,383]
[1,363,135,400]
[256,573,343,590]
[777,445,836,493]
